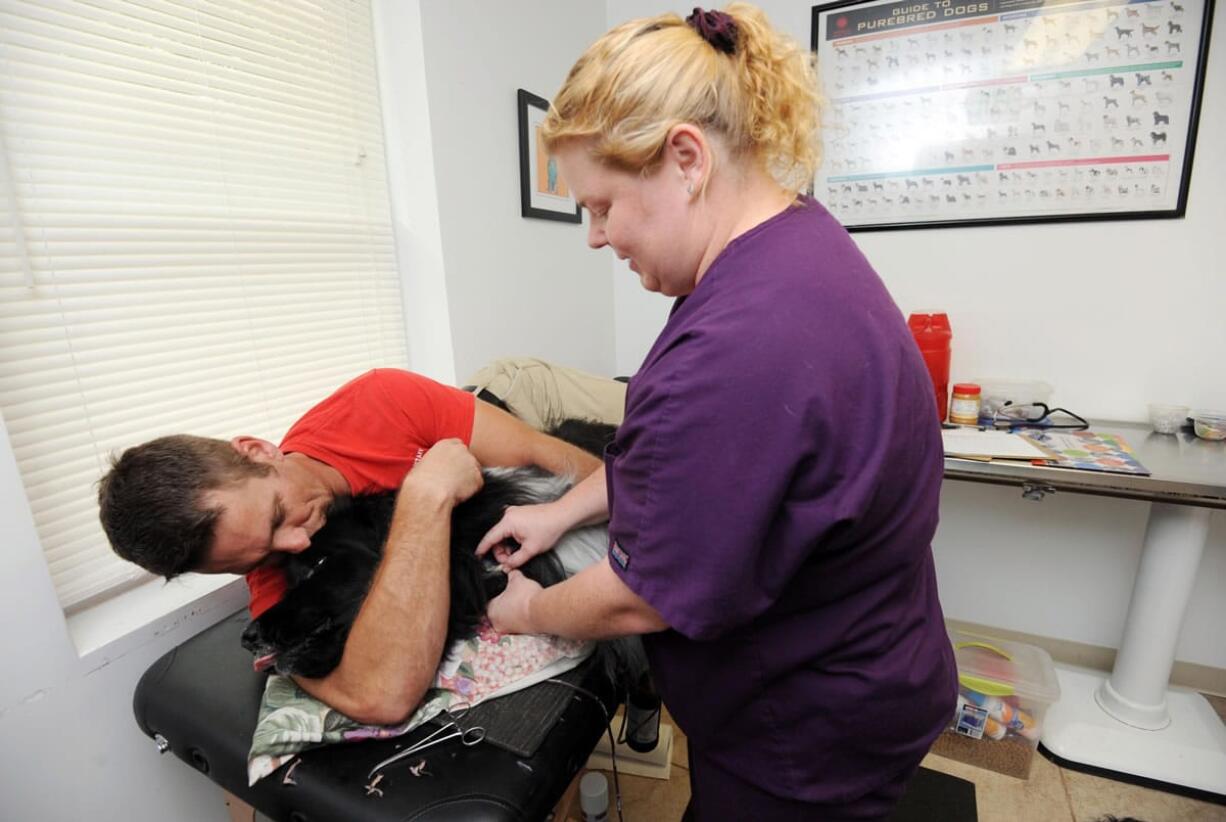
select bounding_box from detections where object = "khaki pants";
[463,357,627,429]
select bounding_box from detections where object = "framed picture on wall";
[517,89,582,223]
[811,0,1216,231]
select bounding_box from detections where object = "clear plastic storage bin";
[930,629,1061,779]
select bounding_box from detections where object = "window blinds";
[0,0,407,612]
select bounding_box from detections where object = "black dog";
[241,420,630,681]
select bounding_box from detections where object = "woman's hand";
[487,570,543,634]
[475,502,568,570]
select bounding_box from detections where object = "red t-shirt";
[245,369,475,617]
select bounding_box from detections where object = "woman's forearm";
[524,560,668,640]
[552,466,610,528]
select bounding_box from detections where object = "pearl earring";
[686,183,694,195]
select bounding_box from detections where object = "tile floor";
[573,696,1226,822]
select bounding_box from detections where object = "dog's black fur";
[241,419,617,681]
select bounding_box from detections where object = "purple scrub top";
[605,197,957,808]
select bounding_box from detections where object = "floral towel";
[247,619,592,785]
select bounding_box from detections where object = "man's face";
[197,471,331,575]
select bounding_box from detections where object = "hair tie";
[686,7,739,55]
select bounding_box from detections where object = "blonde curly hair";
[541,3,822,195]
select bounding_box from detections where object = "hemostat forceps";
[367,703,486,778]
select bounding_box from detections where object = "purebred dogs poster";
[811,0,1215,230]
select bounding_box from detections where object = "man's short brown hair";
[98,435,271,579]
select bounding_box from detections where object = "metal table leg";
[1041,503,1226,796]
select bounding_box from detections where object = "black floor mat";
[888,766,978,822]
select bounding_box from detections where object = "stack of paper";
[941,428,1052,462]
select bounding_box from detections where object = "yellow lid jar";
[949,383,982,425]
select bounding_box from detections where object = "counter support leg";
[1096,504,1210,729]
[1040,503,1226,796]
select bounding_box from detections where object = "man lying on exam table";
[98,366,604,727]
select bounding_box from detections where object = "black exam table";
[133,610,617,822]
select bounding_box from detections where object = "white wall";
[373,0,458,385]
[416,0,616,382]
[606,1,1226,670]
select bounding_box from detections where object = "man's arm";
[292,439,481,725]
[469,400,601,478]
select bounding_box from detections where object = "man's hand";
[401,438,483,506]
[487,569,544,634]
[474,502,568,570]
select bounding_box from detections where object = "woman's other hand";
[474,502,568,569]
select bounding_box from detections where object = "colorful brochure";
[1018,430,1151,476]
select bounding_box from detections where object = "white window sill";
[68,573,250,664]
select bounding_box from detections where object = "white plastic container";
[931,629,1061,779]
[580,771,609,821]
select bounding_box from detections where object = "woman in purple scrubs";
[480,5,957,819]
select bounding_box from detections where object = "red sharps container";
[907,312,952,422]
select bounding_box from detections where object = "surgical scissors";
[367,703,486,778]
